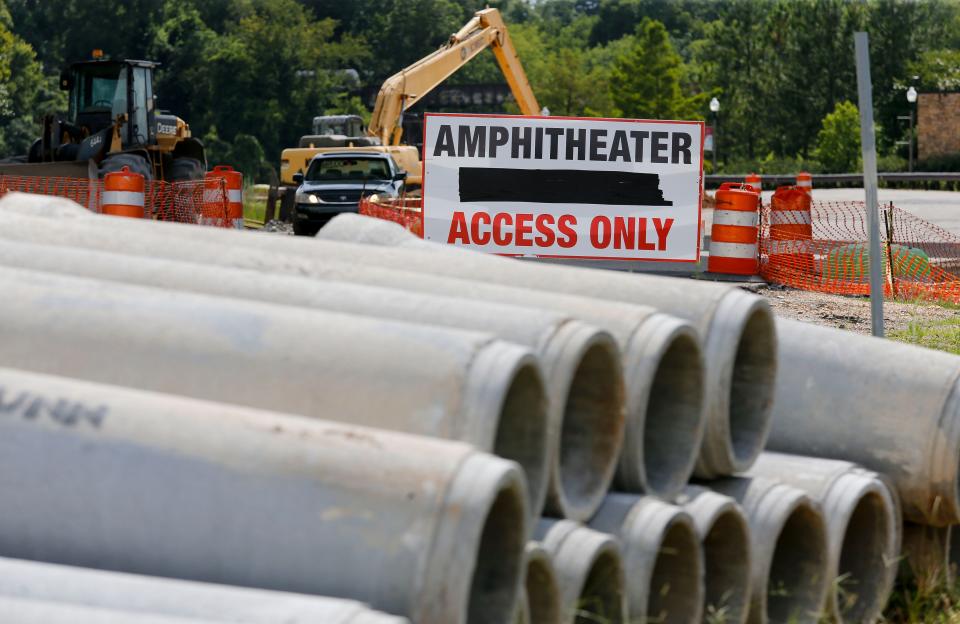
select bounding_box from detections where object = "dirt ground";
[741,282,959,333]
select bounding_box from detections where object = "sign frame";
[421,112,705,263]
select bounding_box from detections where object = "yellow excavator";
[279,7,541,191]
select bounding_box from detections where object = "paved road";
[760,188,960,236]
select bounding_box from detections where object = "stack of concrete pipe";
[0,195,952,623]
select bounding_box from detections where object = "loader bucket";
[0,160,98,180]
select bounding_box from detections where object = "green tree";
[0,2,64,156]
[610,18,703,119]
[816,101,861,173]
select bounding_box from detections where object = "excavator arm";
[367,8,541,146]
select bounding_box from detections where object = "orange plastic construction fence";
[0,175,231,226]
[759,200,960,304]
[359,195,423,237]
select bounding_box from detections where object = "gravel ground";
[742,282,958,333]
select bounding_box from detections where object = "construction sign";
[422,113,704,261]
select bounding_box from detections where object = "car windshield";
[306,157,390,183]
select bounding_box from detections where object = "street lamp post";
[709,97,720,172]
[906,86,917,172]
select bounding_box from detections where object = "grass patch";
[243,184,269,227]
[889,317,960,355]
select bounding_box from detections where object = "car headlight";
[296,191,320,204]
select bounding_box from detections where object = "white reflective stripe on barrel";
[797,179,812,187]
[102,191,145,207]
[769,210,812,225]
[766,239,815,254]
[203,189,224,204]
[713,210,759,227]
[227,189,243,203]
[710,241,757,258]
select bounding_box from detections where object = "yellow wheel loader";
[0,52,205,181]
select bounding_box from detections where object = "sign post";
[422,114,704,263]
[854,32,884,337]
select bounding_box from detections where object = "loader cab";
[62,58,157,149]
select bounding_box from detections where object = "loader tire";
[99,153,153,180]
[171,157,204,182]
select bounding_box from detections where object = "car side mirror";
[293,172,304,184]
[393,170,408,181]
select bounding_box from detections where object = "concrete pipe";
[0,239,624,522]
[900,524,955,589]
[0,366,527,624]
[746,453,899,623]
[707,476,830,624]
[42,204,769,480]
[534,519,626,624]
[588,494,703,624]
[677,487,752,624]
[0,209,703,514]
[766,318,960,526]
[0,556,410,624]
[0,264,549,519]
[0,596,219,624]
[517,543,561,624]
[312,213,778,478]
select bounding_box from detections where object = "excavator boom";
[367,8,541,145]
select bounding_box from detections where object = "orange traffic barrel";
[206,165,244,228]
[769,186,814,273]
[708,182,760,275]
[102,166,145,219]
[796,171,812,195]
[745,173,761,193]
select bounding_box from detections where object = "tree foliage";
[0,0,957,177]
[816,101,862,173]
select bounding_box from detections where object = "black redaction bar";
[458,168,673,206]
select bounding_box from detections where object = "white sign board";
[422,113,703,262]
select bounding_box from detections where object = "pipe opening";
[835,491,891,622]
[729,307,777,465]
[648,521,702,624]
[575,549,625,624]
[702,510,750,624]
[526,554,560,624]
[493,362,549,515]
[643,332,704,495]
[559,342,624,509]
[767,504,828,624]
[467,480,527,624]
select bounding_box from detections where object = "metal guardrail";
[705,172,960,187]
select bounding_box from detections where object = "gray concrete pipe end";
[521,542,562,624]
[678,487,752,624]
[534,519,627,624]
[819,471,899,624]
[421,452,528,624]
[616,314,705,500]
[709,478,829,624]
[695,291,778,479]
[462,342,551,521]
[613,496,705,624]
[540,322,626,521]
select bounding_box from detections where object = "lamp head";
[906,86,918,103]
[709,97,720,113]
